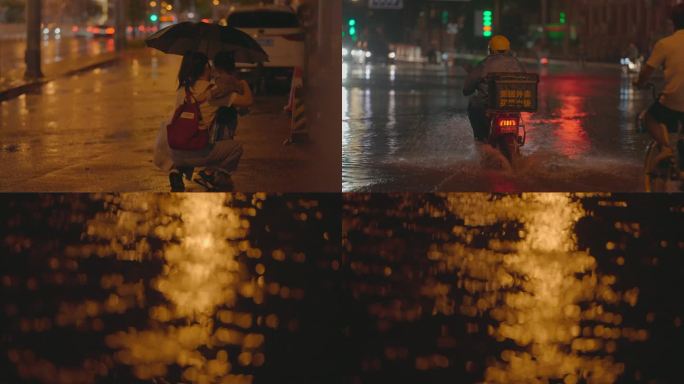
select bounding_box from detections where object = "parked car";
[345,46,395,65]
[41,23,62,37]
[71,25,93,38]
[89,24,115,38]
[224,5,305,90]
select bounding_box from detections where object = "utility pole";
[25,0,43,80]
[190,0,197,19]
[494,0,501,33]
[328,0,342,68]
[173,0,183,20]
[540,0,548,44]
[115,0,127,51]
[563,4,571,57]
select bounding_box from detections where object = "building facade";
[570,0,683,61]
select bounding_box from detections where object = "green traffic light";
[150,14,158,22]
[349,19,356,27]
[483,10,492,27]
[482,9,493,37]
[349,27,356,36]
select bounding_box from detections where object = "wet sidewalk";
[0,48,333,192]
[0,37,120,101]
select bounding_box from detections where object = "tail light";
[497,118,518,128]
[495,117,519,134]
[282,33,305,41]
[105,27,115,35]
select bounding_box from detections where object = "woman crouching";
[169,51,253,191]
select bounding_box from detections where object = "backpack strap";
[183,86,204,124]
[184,87,196,104]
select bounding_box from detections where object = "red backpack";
[167,88,209,151]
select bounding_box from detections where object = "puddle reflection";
[343,193,684,383]
[1,194,341,384]
[440,195,626,383]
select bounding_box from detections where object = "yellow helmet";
[489,35,511,53]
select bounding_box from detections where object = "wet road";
[342,62,656,192]
[0,194,343,383]
[0,48,329,192]
[0,37,116,89]
[343,193,684,383]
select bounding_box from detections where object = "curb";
[0,54,121,102]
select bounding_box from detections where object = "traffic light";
[348,18,357,41]
[149,0,160,24]
[483,10,493,37]
[441,11,449,25]
[560,12,567,24]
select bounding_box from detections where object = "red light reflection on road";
[538,76,591,159]
[555,94,591,158]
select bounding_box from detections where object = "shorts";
[647,101,684,133]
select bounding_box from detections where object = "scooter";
[461,65,538,167]
[483,72,538,167]
[486,110,526,167]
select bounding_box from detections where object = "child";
[191,51,253,191]
[211,51,248,141]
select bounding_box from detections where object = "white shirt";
[647,29,684,112]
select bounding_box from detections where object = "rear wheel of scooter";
[501,136,520,169]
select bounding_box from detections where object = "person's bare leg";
[646,113,673,163]
[646,113,670,147]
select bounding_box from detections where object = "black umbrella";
[145,21,269,63]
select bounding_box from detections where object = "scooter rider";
[634,3,684,164]
[463,35,526,142]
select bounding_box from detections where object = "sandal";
[193,170,217,191]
